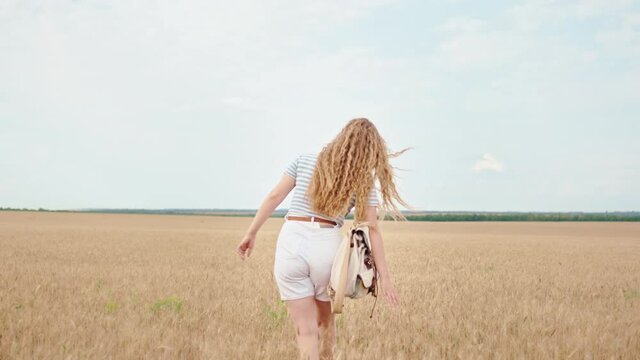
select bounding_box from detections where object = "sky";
[1,0,639,212]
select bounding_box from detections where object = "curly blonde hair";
[305,118,413,223]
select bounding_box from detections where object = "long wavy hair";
[305,118,413,223]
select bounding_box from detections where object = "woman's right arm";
[236,174,295,260]
[244,174,295,236]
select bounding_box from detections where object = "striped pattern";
[284,153,378,228]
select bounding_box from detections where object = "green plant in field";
[266,299,288,325]
[105,299,118,314]
[623,289,640,299]
[95,279,105,291]
[150,296,184,314]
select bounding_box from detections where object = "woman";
[236,118,411,359]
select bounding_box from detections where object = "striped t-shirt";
[284,153,378,228]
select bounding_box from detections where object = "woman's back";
[285,153,379,228]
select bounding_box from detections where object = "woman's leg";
[285,295,320,360]
[315,299,336,360]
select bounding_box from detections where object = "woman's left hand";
[379,277,400,307]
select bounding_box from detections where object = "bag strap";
[351,220,371,230]
[369,270,380,318]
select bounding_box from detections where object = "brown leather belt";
[285,215,338,226]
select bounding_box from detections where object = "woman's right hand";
[236,232,256,260]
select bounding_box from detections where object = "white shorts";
[273,219,343,301]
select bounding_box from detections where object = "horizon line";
[1,207,638,214]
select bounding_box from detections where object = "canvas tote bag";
[327,221,380,318]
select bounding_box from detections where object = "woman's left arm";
[236,174,296,260]
[366,206,400,307]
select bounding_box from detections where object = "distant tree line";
[0,207,51,212]
[398,213,640,222]
[1,207,638,221]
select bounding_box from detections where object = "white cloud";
[507,0,635,30]
[440,16,484,33]
[434,2,640,113]
[472,153,504,172]
[625,13,640,27]
[573,0,635,18]
[437,30,523,71]
[221,97,246,106]
[595,12,640,59]
[596,29,640,58]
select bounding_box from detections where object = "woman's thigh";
[302,228,343,301]
[285,295,319,333]
[273,221,315,300]
[315,299,334,326]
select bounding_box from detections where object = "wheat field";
[0,211,639,359]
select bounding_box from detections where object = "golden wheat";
[0,212,639,359]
